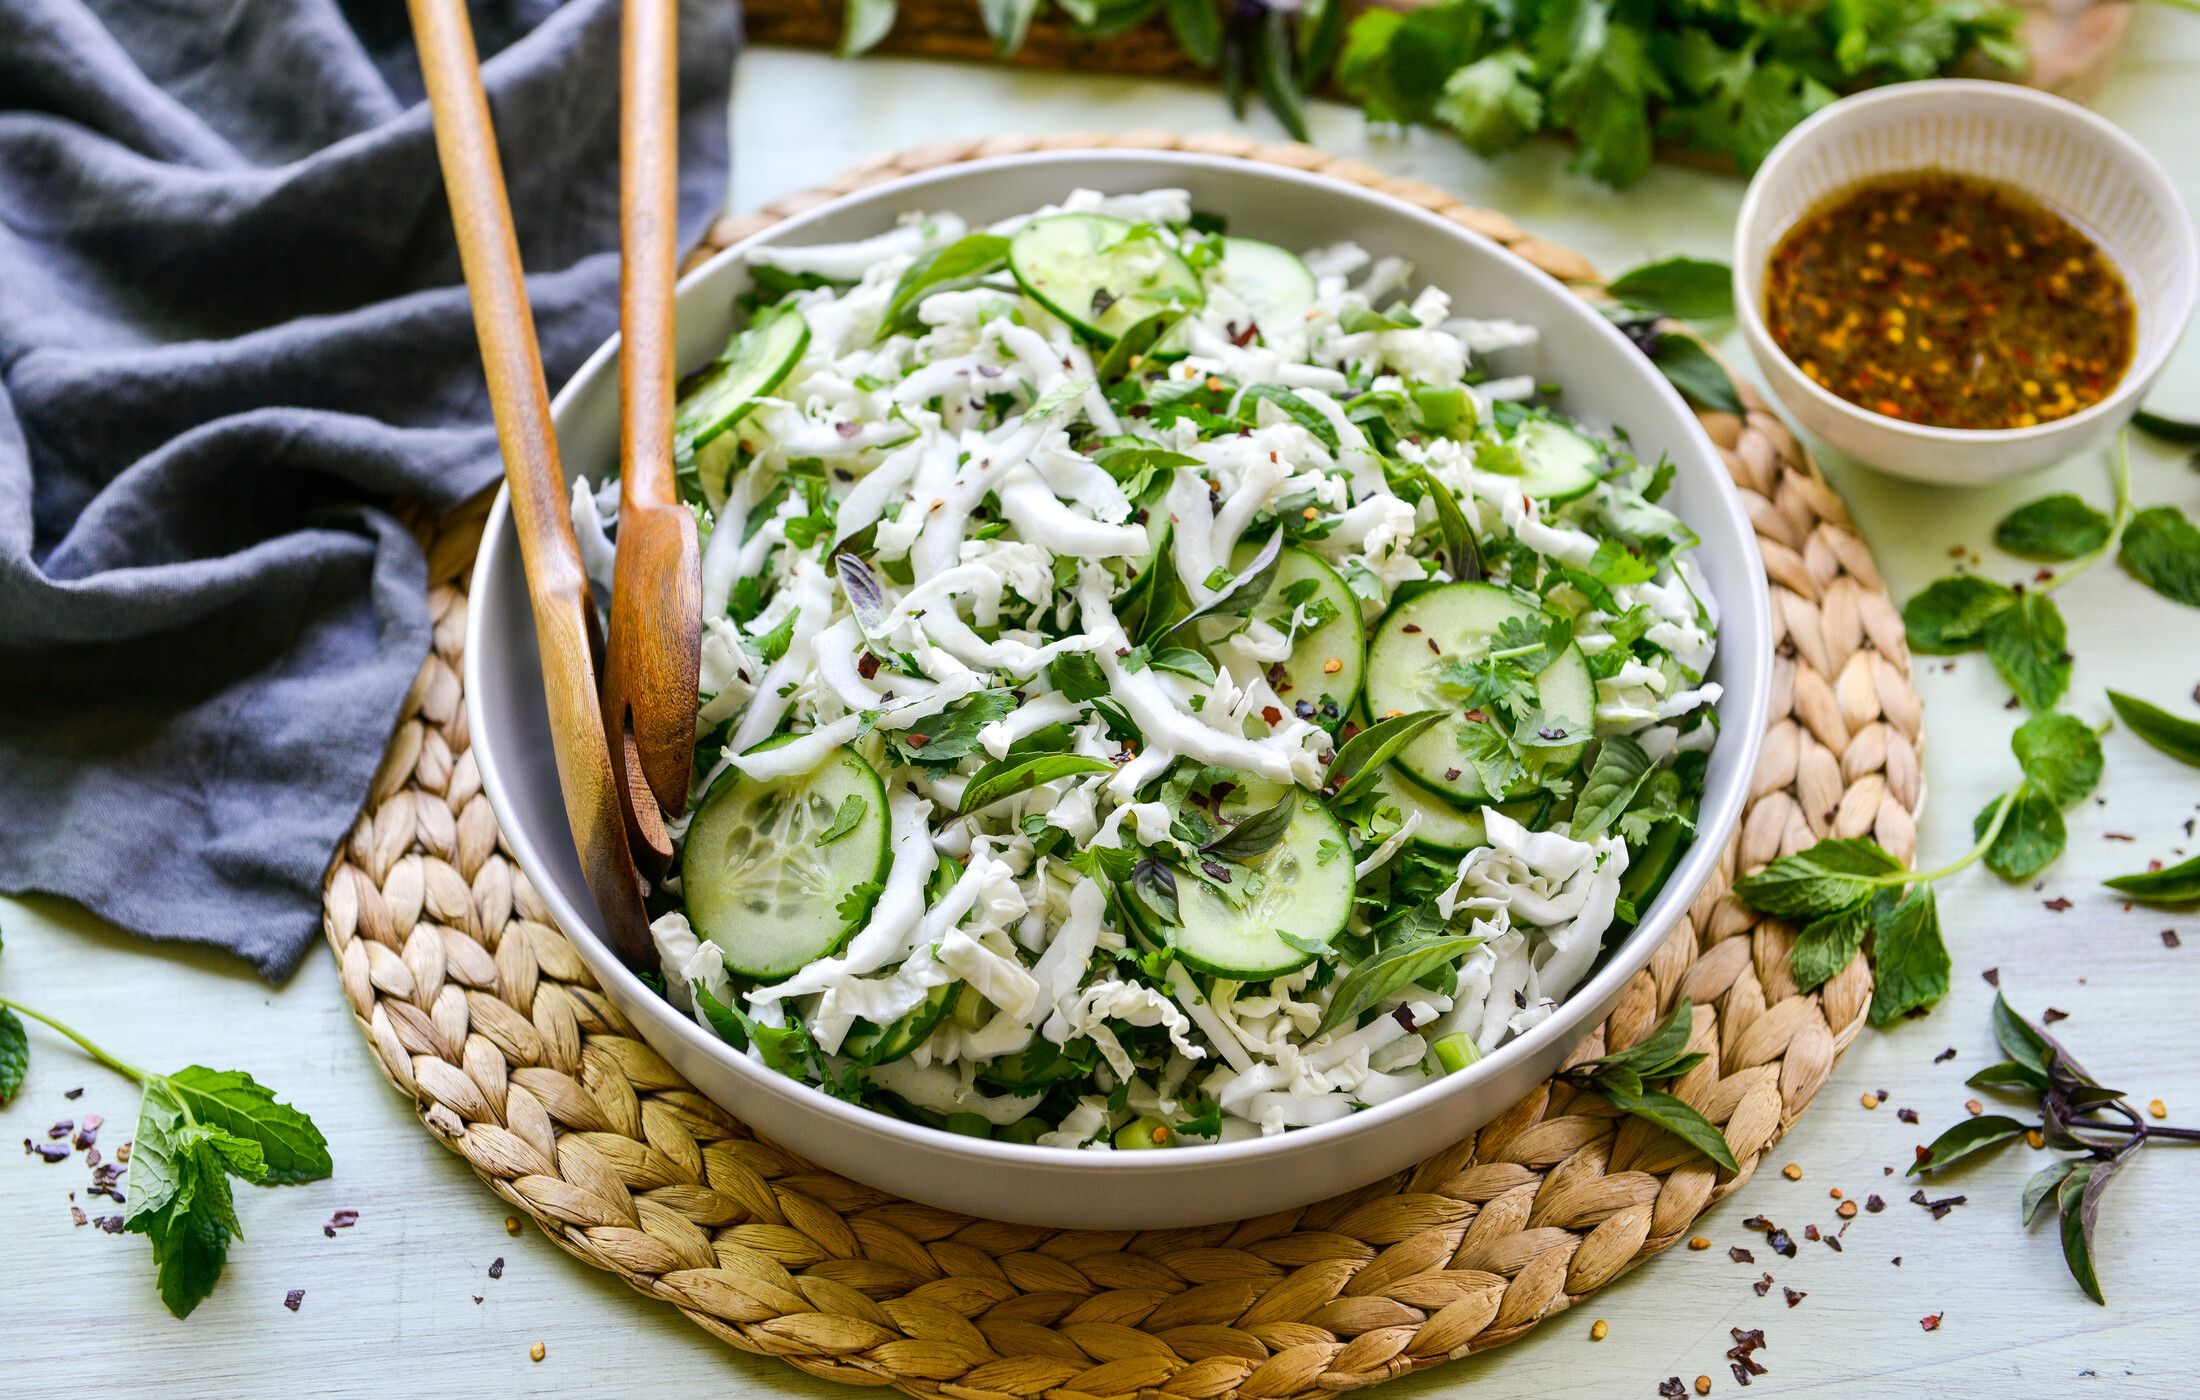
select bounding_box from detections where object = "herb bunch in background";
[0,928,331,1318]
[1912,995,2200,1302]
[1336,0,2023,187]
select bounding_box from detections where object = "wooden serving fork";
[406,0,654,966]
[600,0,702,878]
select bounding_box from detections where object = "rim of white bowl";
[466,147,1772,1174]
[1732,79,2200,448]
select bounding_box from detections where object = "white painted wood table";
[6,28,2200,1397]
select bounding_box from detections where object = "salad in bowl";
[568,186,1726,1153]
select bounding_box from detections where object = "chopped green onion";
[951,984,990,1031]
[1113,1116,1174,1150]
[1434,1032,1481,1075]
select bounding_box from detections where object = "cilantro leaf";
[1983,591,2070,712]
[1434,49,1542,155]
[815,794,868,847]
[1995,494,2111,560]
[1903,575,2014,653]
[2120,505,2200,607]
[882,688,1016,767]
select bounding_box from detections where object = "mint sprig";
[0,937,329,1318]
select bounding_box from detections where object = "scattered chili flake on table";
[1866,1194,1885,1213]
[1911,1189,1967,1220]
[1753,1273,1775,1297]
[489,1257,505,1280]
[284,1290,305,1313]
[323,1209,359,1239]
[2043,897,2073,913]
[1763,172,2135,430]
[1933,1047,1957,1063]
[1897,1107,1920,1124]
[1729,1246,1755,1264]
[1660,1379,1688,1399]
[1921,1312,1943,1332]
[1783,1287,1807,1308]
[2163,930,2181,949]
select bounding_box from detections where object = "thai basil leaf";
[1572,735,1652,839]
[2104,852,2200,903]
[955,755,1114,818]
[1607,256,1734,321]
[1907,1114,2030,1176]
[1326,709,1447,805]
[2107,690,2200,768]
[1202,794,1299,864]
[879,233,1010,333]
[1315,934,1484,1037]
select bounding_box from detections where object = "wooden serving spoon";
[600,0,701,878]
[407,0,654,967]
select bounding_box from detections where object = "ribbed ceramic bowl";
[1735,81,2198,485]
[467,150,1772,1229]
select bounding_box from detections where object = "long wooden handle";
[408,0,653,967]
[619,0,680,514]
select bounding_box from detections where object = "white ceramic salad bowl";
[466,151,1772,1229]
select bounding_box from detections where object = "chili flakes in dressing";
[1764,172,2134,431]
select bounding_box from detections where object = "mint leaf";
[2010,711,2102,806]
[2107,690,2200,768]
[1791,902,1872,992]
[143,1190,232,1319]
[1984,591,2070,712]
[0,1007,25,1106]
[1607,257,1734,321]
[165,1067,332,1185]
[1903,575,2014,653]
[1572,735,1653,839]
[1977,789,2065,881]
[1995,494,2110,560]
[1731,837,1902,919]
[1867,885,1949,1025]
[2121,505,2200,607]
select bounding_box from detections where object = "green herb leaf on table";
[1902,575,2015,653]
[1607,257,1735,321]
[2132,408,2200,444]
[838,0,898,57]
[1983,591,2071,712]
[977,0,1039,54]
[2010,711,2104,806]
[1866,885,1948,1025]
[1162,0,1222,66]
[1434,50,1543,156]
[1729,836,1904,919]
[2119,505,2200,607]
[2104,852,2200,904]
[1975,788,2065,881]
[1789,901,1873,993]
[0,1005,24,1106]
[1910,1113,2031,1175]
[2106,689,2200,767]
[1995,494,2111,560]
[1647,335,1743,413]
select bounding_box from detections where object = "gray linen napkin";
[0,0,739,978]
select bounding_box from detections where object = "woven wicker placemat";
[325,133,1924,1397]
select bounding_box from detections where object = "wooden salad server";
[600,0,702,877]
[406,0,654,966]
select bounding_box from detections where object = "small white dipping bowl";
[1734,80,2198,486]
[467,150,1772,1229]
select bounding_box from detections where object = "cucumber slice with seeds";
[1365,582,1595,806]
[682,738,889,979]
[1009,213,1204,344]
[1234,541,1365,722]
[676,303,808,454]
[1513,418,1603,502]
[1167,782,1353,979]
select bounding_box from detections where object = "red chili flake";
[834,421,861,438]
[284,1290,305,1312]
[70,1206,87,1227]
[2149,858,2165,871]
[1920,1312,1943,1332]
[1200,860,1232,883]
[1783,1288,1807,1308]
[2165,930,2183,948]
[73,1126,97,1151]
[84,1146,101,1168]
[1865,1194,1886,1213]
[1444,767,1462,781]
[48,1121,74,1140]
[1231,321,1260,348]
[1728,1247,1754,1264]
[113,1142,130,1164]
[489,1257,506,1280]
[903,732,929,748]
[1933,1047,1957,1063]
[473,1295,485,1305]
[323,1209,360,1238]
[34,1142,69,1163]
[1660,1380,1688,1399]
[1426,638,1441,654]
[856,652,880,680]
[2104,832,2136,842]
[1981,967,2000,986]
[1910,1189,1967,1220]
[63,1088,83,1100]
[2042,897,2072,912]
[1261,706,1283,726]
[1824,1234,1843,1253]
[2042,1007,2068,1024]
[1753,1273,1774,1297]
[1401,623,1422,634]
[82,1113,102,1131]
[96,1215,124,1234]
[1392,1005,1421,1033]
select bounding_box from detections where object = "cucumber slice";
[1370,766,1551,854]
[682,739,890,979]
[1215,237,1317,335]
[843,981,957,1066]
[1169,784,1354,979]
[1009,214,1204,344]
[675,303,809,459]
[1513,418,1604,502]
[1365,582,1596,805]
[1616,819,1686,926]
[1235,541,1365,720]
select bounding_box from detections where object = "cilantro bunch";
[0,928,331,1318]
[1336,0,2024,188]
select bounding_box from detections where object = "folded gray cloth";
[0,0,738,978]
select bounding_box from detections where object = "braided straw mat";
[323,133,1924,1398]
